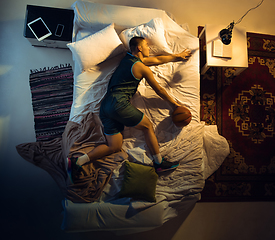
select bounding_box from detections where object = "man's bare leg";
[76,133,123,165]
[134,114,179,172]
[134,115,162,163]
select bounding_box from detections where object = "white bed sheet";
[62,1,230,233]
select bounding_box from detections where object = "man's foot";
[154,158,179,173]
[66,157,83,184]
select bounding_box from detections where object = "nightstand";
[199,24,248,75]
[23,5,74,49]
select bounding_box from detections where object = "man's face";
[139,40,150,57]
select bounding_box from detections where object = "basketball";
[172,106,192,127]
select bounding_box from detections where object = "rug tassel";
[30,63,71,74]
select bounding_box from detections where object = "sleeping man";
[67,36,191,183]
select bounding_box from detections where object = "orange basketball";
[172,106,192,127]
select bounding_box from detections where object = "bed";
[16,0,230,235]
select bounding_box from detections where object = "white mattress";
[62,1,230,233]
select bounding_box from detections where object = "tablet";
[27,17,52,41]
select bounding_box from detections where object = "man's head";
[129,36,150,57]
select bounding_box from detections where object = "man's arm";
[133,62,180,107]
[142,49,192,66]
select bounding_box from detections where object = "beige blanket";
[16,112,127,203]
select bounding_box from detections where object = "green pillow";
[119,161,158,202]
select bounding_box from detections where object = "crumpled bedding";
[16,0,230,234]
[17,112,127,203]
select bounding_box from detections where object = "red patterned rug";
[199,29,275,201]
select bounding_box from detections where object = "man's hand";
[174,49,192,60]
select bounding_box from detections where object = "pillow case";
[119,18,172,55]
[71,1,167,37]
[67,23,124,71]
[119,160,158,202]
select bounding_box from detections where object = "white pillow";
[119,18,172,55]
[67,23,124,71]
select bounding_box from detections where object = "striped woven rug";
[29,64,74,141]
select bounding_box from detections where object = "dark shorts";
[99,94,144,135]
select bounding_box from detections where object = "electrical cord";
[235,0,264,25]
[220,0,264,44]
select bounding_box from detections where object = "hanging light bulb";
[219,22,235,45]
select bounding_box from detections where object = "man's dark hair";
[129,36,145,53]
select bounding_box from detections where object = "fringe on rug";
[30,63,72,74]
